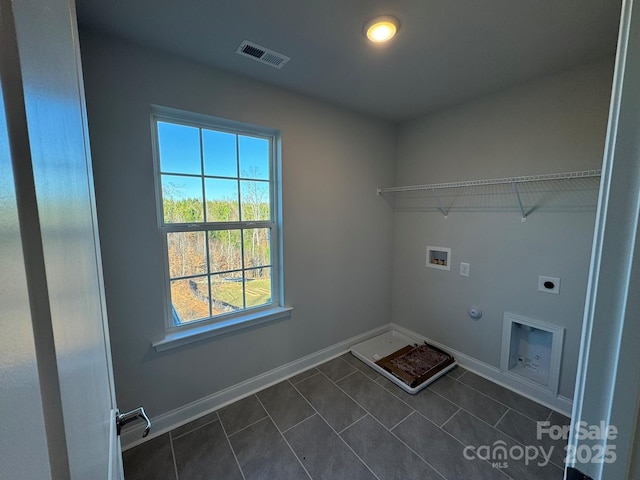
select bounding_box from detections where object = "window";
[151,109,285,338]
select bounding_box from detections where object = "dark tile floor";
[123,353,570,479]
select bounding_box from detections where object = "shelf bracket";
[376,188,395,209]
[512,182,527,222]
[432,188,448,218]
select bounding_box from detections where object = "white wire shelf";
[377,170,602,221]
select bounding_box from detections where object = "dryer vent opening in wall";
[236,40,290,69]
[500,313,564,395]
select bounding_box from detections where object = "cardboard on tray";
[375,342,455,388]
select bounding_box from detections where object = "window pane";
[158,122,201,175]
[162,175,203,223]
[245,267,272,308]
[239,136,269,180]
[208,230,242,273]
[205,178,239,222]
[210,273,243,315]
[240,180,270,221]
[203,129,237,177]
[167,232,207,278]
[243,228,271,268]
[155,115,278,328]
[170,277,210,323]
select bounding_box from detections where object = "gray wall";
[392,59,614,398]
[79,31,396,417]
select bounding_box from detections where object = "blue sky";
[158,121,269,201]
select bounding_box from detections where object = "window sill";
[152,306,294,352]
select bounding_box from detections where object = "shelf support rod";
[512,182,527,222]
[432,188,448,218]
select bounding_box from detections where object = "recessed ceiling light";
[364,15,400,43]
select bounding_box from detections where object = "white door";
[0,0,129,478]
[569,0,640,478]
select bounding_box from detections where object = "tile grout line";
[451,402,565,470]
[334,415,383,480]
[388,409,416,432]
[351,358,562,475]
[225,414,271,438]
[168,432,180,480]
[376,412,449,480]
[336,412,370,435]
[409,409,512,480]
[332,361,512,479]
[341,355,385,381]
[255,381,317,435]
[253,394,313,480]
[288,369,321,385]
[158,358,563,480]
[289,378,382,480]
[493,407,511,428]
[289,371,369,437]
[470,405,566,472]
[170,417,219,441]
[286,377,332,425]
[410,379,563,476]
[281,412,318,435]
[373,374,440,415]
[491,404,568,470]
[294,376,396,480]
[332,370,418,432]
[439,407,462,430]
[317,356,359,383]
[274,432,314,480]
[425,383,507,428]
[449,375,524,418]
[330,368,359,383]
[217,408,247,480]
[454,373,554,424]
[545,409,554,422]
[327,371,448,480]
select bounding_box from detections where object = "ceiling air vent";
[236,40,290,69]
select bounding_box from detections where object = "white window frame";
[150,106,291,351]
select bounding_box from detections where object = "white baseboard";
[122,321,573,450]
[390,323,573,416]
[120,324,391,450]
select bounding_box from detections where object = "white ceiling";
[75,0,621,123]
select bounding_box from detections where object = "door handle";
[116,407,151,437]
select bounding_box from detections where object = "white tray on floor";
[350,330,456,394]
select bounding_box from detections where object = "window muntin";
[153,113,278,327]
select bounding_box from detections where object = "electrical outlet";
[460,262,470,277]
